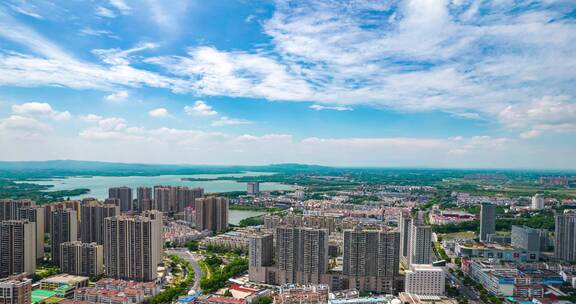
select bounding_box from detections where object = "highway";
[166,248,204,291]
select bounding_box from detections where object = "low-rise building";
[277,284,330,304]
[464,259,563,298]
[404,265,445,296]
[455,242,539,262]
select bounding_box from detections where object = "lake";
[228,210,267,225]
[18,172,293,200]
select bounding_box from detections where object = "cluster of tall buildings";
[1,184,230,283]
[108,185,204,213]
[249,224,401,294]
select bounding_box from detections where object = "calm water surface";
[18,172,293,200]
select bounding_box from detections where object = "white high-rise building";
[531,194,545,210]
[405,264,445,296]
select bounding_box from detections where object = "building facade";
[511,225,547,253]
[60,241,104,278]
[18,206,45,262]
[555,212,576,262]
[342,228,400,293]
[404,265,445,296]
[409,222,433,265]
[103,214,162,281]
[0,275,32,304]
[480,203,496,242]
[276,227,328,285]
[80,202,119,245]
[50,209,78,266]
[195,197,228,233]
[136,187,152,212]
[248,233,274,283]
[0,220,36,278]
[108,187,133,212]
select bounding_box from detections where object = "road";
[446,262,481,304]
[166,248,204,291]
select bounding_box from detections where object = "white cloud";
[310,104,352,111]
[148,108,169,118]
[108,0,132,14]
[104,91,129,102]
[92,42,158,66]
[184,100,217,116]
[12,102,53,115]
[95,6,116,18]
[11,102,71,120]
[499,96,576,138]
[80,114,103,122]
[211,116,252,127]
[0,115,49,131]
[79,28,118,39]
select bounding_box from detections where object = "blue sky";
[0,0,575,168]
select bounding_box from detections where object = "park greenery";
[239,216,264,227]
[199,255,249,293]
[145,255,194,304]
[433,210,556,235]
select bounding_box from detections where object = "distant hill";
[0,160,336,179]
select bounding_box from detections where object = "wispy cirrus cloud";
[211,116,252,127]
[310,104,352,111]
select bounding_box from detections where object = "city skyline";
[0,1,575,168]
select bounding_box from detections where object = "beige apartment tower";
[0,220,36,278]
[343,227,400,293]
[19,206,45,262]
[80,201,119,245]
[195,197,228,233]
[60,241,103,277]
[104,213,162,281]
[276,227,328,285]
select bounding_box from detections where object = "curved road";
[166,248,204,291]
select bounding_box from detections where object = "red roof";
[230,284,258,293]
[207,296,246,304]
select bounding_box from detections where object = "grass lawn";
[440,231,476,240]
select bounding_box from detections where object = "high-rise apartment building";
[531,194,545,210]
[399,212,412,260]
[409,222,433,265]
[480,202,496,242]
[276,227,328,285]
[50,209,78,266]
[555,211,576,262]
[43,201,82,235]
[108,187,133,212]
[0,220,36,278]
[60,241,103,278]
[80,201,119,245]
[248,233,274,282]
[405,264,445,296]
[343,227,400,293]
[136,187,152,212]
[19,206,45,262]
[195,197,228,233]
[0,199,34,221]
[104,213,162,281]
[154,186,203,213]
[0,275,32,304]
[247,182,260,196]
